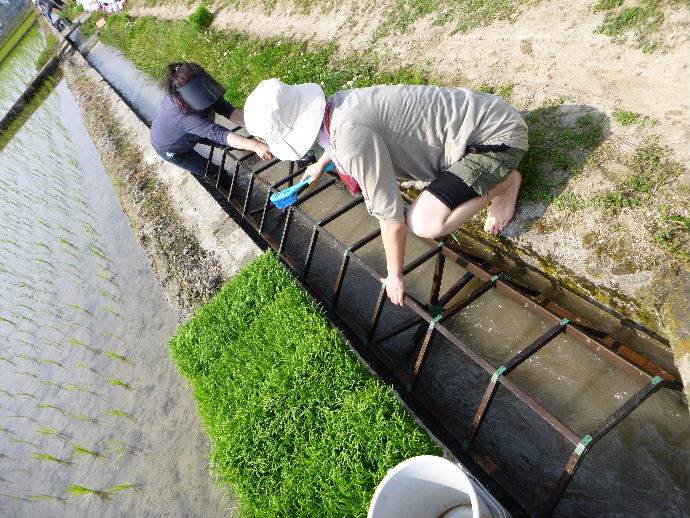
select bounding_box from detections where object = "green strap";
[343,245,353,257]
[429,314,443,329]
[560,318,570,326]
[491,366,506,383]
[575,435,592,455]
[651,375,663,385]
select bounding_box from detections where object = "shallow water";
[59,37,690,517]
[0,32,231,516]
[0,23,43,115]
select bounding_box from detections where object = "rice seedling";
[36,218,51,229]
[67,304,94,318]
[68,337,86,348]
[100,306,123,318]
[0,389,15,398]
[45,338,63,350]
[17,338,39,351]
[9,438,42,448]
[0,355,16,366]
[107,377,132,390]
[106,483,138,493]
[16,354,40,365]
[42,358,68,371]
[71,443,107,460]
[105,408,136,422]
[36,426,71,441]
[64,484,109,499]
[65,384,107,401]
[74,362,101,376]
[32,453,72,466]
[167,252,439,515]
[104,351,130,364]
[103,440,139,457]
[88,244,108,261]
[69,413,101,426]
[17,303,37,315]
[34,242,52,254]
[96,289,117,302]
[0,426,19,437]
[16,392,37,400]
[37,403,68,415]
[0,317,19,328]
[96,269,118,287]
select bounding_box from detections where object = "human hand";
[253,141,273,160]
[383,274,405,306]
[301,162,324,185]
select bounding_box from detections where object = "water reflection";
[0,32,230,517]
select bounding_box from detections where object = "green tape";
[490,275,499,282]
[575,435,592,455]
[651,375,663,385]
[343,246,352,257]
[429,314,443,329]
[560,318,570,326]
[491,366,506,383]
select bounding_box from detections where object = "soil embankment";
[85,0,690,403]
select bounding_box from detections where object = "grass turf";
[169,252,439,517]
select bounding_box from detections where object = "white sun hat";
[244,78,326,161]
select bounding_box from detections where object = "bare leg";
[407,190,491,239]
[484,170,522,235]
[407,170,522,239]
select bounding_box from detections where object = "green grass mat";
[170,252,439,517]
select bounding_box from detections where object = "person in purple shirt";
[151,62,272,177]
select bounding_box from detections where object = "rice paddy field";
[0,25,231,517]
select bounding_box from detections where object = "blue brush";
[270,177,313,209]
[270,162,337,209]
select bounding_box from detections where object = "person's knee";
[406,211,444,239]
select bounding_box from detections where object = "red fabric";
[323,102,361,194]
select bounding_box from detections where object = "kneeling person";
[244,80,528,306]
[151,62,272,178]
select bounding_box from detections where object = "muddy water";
[0,35,231,516]
[73,39,689,516]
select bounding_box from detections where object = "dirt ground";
[103,0,690,397]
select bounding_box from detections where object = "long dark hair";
[165,62,205,114]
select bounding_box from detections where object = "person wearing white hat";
[245,79,528,306]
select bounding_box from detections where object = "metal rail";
[203,146,683,516]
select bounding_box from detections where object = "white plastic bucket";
[368,455,498,518]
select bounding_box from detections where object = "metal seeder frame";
[203,138,683,517]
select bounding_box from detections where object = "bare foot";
[484,170,522,235]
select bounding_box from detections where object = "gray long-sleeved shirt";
[328,85,529,222]
[150,95,236,153]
